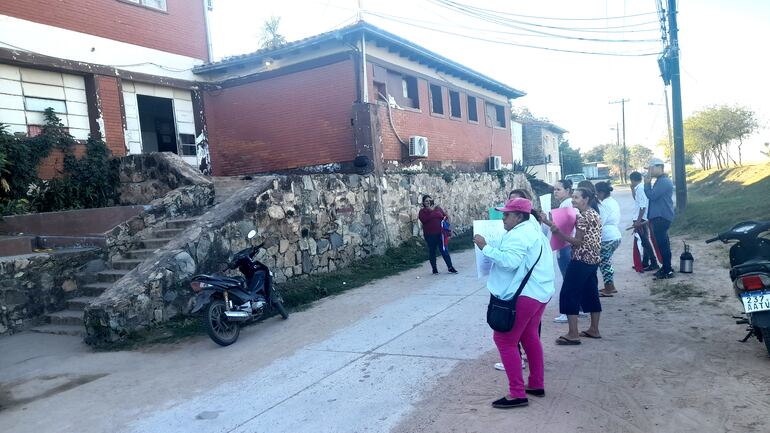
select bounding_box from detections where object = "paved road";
[1,234,494,432]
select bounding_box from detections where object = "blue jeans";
[424,234,453,272]
[650,217,673,273]
[557,246,572,278]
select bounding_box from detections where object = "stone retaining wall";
[84,171,533,346]
[107,153,215,259]
[0,249,105,335]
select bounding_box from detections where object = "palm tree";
[259,16,287,50]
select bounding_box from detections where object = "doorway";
[137,95,178,154]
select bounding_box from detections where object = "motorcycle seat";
[196,275,246,289]
[731,261,770,280]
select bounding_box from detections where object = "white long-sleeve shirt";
[599,196,622,242]
[633,183,649,221]
[482,218,555,303]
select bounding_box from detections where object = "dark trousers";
[650,217,673,273]
[559,260,601,315]
[636,222,659,268]
[424,234,453,271]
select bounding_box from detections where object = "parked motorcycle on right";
[706,220,770,356]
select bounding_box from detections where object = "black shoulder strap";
[511,244,543,305]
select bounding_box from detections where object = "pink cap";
[495,198,532,214]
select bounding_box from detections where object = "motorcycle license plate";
[740,290,770,313]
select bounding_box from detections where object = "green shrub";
[1,109,120,215]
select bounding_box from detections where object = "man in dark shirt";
[644,158,675,279]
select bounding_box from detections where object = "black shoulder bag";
[486,246,543,332]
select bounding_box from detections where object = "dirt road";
[394,189,770,433]
[1,189,768,433]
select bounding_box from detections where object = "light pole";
[649,89,675,182]
[609,99,629,184]
[610,124,620,178]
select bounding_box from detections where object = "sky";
[207,0,770,162]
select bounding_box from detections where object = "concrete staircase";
[30,217,199,337]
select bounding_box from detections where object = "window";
[485,102,506,128]
[179,134,197,156]
[122,0,167,11]
[467,95,478,122]
[24,97,67,114]
[449,90,461,118]
[429,84,444,115]
[385,71,419,109]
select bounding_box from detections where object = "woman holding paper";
[552,179,575,276]
[473,198,555,408]
[544,188,603,344]
[551,179,578,324]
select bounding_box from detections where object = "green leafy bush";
[0,109,120,216]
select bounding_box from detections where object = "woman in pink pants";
[474,198,556,409]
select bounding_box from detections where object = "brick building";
[0,0,212,177]
[195,22,525,176]
[520,119,568,184]
[1,5,525,177]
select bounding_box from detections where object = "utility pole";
[609,99,629,184]
[667,0,687,210]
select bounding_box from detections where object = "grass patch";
[650,281,706,301]
[99,231,475,350]
[671,162,770,236]
[281,230,473,308]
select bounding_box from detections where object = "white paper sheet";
[539,193,552,212]
[473,220,506,279]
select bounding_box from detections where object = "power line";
[435,0,659,22]
[367,10,660,43]
[430,0,660,33]
[364,13,659,57]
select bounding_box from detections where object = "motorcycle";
[190,230,289,346]
[706,220,770,356]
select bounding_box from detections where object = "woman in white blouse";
[595,182,622,296]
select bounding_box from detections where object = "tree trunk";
[738,138,743,166]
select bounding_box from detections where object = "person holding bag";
[473,198,555,409]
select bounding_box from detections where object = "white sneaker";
[494,361,526,371]
[578,311,589,317]
[554,314,568,323]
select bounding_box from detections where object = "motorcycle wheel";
[203,300,240,346]
[762,327,770,357]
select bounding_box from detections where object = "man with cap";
[473,198,555,409]
[644,158,675,279]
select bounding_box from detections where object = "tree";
[683,105,759,169]
[259,16,287,50]
[584,144,610,163]
[762,142,770,158]
[559,139,583,175]
[728,106,759,165]
[628,144,654,170]
[602,145,624,179]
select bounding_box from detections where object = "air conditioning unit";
[488,155,502,171]
[409,136,429,158]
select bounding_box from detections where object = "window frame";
[23,96,68,114]
[429,83,445,117]
[448,89,462,120]
[467,95,478,124]
[485,101,506,129]
[118,0,168,13]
